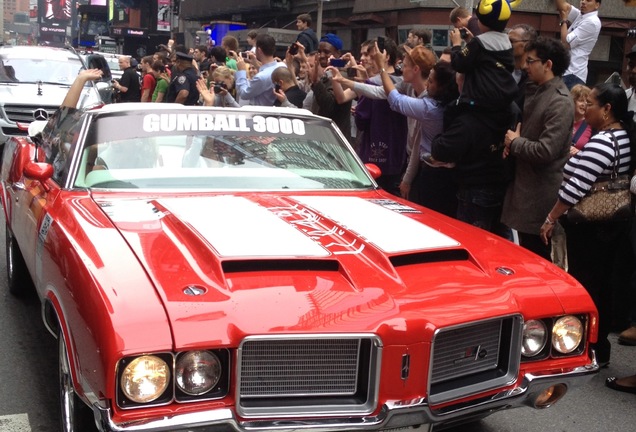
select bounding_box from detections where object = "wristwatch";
[559,20,570,27]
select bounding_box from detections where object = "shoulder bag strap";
[572,120,588,144]
[607,131,620,180]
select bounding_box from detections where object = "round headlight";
[552,316,583,354]
[176,351,221,396]
[120,355,170,403]
[522,319,548,357]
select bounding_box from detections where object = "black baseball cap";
[175,51,194,61]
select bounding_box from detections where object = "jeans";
[456,185,511,240]
[563,74,586,90]
[415,164,457,218]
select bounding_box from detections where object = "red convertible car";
[1,103,599,432]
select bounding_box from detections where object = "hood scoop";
[222,259,339,273]
[389,249,470,267]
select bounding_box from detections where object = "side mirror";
[365,163,382,180]
[86,54,113,81]
[24,161,54,183]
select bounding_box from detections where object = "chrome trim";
[3,105,57,123]
[95,359,599,432]
[428,314,523,404]
[236,333,382,418]
[65,113,92,189]
[33,108,49,121]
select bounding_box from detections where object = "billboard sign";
[157,0,171,32]
[39,0,73,34]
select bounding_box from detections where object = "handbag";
[567,131,632,224]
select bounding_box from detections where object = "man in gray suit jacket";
[502,37,574,260]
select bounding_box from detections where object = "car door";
[9,109,84,280]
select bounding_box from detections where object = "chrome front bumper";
[95,360,599,432]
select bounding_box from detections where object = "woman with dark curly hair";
[541,82,636,368]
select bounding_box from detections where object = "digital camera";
[213,82,228,94]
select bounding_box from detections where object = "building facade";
[179,0,636,87]
[3,0,30,25]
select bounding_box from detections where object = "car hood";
[98,193,583,347]
[0,82,100,107]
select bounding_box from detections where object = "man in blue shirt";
[234,34,287,106]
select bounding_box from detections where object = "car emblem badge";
[183,285,206,296]
[496,267,515,276]
[33,109,49,121]
[401,354,410,380]
[454,344,488,364]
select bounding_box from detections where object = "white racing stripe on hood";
[162,196,330,258]
[294,196,460,253]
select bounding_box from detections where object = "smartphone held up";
[376,36,385,52]
[329,58,347,68]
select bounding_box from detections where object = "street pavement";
[0,224,635,431]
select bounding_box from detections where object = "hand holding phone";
[240,52,249,59]
[377,36,385,52]
[329,58,347,68]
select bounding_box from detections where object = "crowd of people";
[103,0,636,393]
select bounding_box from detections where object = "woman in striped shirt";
[540,83,636,368]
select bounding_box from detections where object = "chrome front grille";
[237,334,381,418]
[429,315,522,405]
[431,319,502,384]
[240,338,360,397]
[3,105,57,123]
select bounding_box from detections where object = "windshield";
[72,111,374,191]
[106,57,121,71]
[0,55,83,84]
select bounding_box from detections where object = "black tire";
[5,225,31,296]
[59,330,97,432]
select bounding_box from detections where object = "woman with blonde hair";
[570,84,593,155]
[210,66,240,108]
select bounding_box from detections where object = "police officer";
[166,51,200,105]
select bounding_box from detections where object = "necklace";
[601,120,620,131]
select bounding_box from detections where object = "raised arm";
[61,69,103,109]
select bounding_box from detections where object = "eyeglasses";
[510,39,530,44]
[525,57,542,65]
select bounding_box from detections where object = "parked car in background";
[1,103,600,432]
[0,45,102,157]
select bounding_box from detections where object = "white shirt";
[565,8,601,82]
